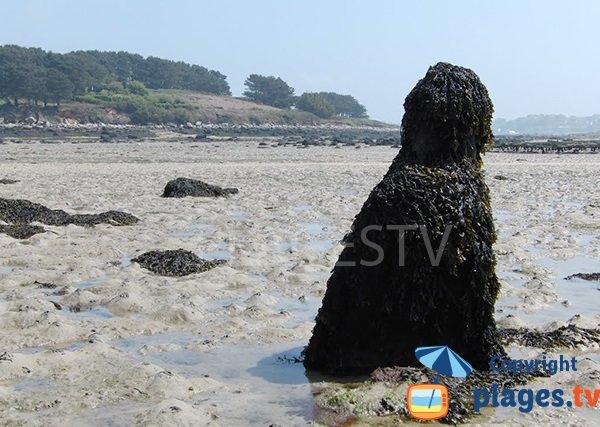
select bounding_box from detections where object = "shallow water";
[112,335,318,426]
[496,255,599,325]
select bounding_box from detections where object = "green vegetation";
[316,92,368,118]
[296,92,335,118]
[0,44,372,125]
[77,82,196,124]
[295,91,368,118]
[243,74,296,108]
[0,44,230,109]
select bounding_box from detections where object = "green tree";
[126,80,149,96]
[44,68,74,106]
[243,74,295,108]
[318,92,368,118]
[296,92,335,118]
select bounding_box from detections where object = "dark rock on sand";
[0,198,139,226]
[565,272,600,281]
[0,179,19,185]
[0,223,46,239]
[132,249,226,276]
[162,177,238,198]
[304,62,504,375]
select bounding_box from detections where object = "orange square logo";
[407,384,449,420]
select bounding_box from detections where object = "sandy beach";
[0,141,599,426]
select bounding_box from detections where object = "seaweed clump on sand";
[499,325,600,349]
[132,249,226,276]
[162,177,239,198]
[0,223,46,239]
[304,62,504,375]
[565,272,600,281]
[0,179,19,185]
[0,197,139,227]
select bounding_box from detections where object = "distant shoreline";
[1,123,599,153]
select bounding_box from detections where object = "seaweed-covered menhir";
[0,198,139,226]
[132,249,226,276]
[304,62,505,375]
[162,177,239,198]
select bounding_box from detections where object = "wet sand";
[0,142,599,426]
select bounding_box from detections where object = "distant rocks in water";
[162,177,239,198]
[565,272,600,281]
[0,179,19,185]
[0,223,46,239]
[132,249,226,276]
[0,197,139,227]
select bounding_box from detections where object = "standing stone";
[303,63,505,375]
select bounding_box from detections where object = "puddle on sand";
[309,239,336,252]
[299,221,331,236]
[61,305,115,320]
[0,266,14,276]
[497,255,600,326]
[112,334,318,426]
[198,249,231,261]
[291,204,312,214]
[207,292,321,328]
[75,276,107,289]
[64,401,152,427]
[229,210,248,220]
[173,223,214,239]
[9,378,53,393]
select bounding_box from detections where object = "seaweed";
[499,325,600,349]
[0,179,19,185]
[0,197,139,226]
[161,177,238,198]
[565,272,600,281]
[132,248,226,276]
[0,223,46,239]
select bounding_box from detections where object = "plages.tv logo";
[407,346,473,421]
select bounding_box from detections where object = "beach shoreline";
[1,142,598,426]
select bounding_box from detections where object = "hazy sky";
[2,0,599,123]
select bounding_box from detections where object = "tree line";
[0,45,230,106]
[0,45,368,120]
[243,74,368,118]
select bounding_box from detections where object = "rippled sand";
[0,142,598,426]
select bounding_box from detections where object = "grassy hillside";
[0,89,391,127]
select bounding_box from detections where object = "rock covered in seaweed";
[0,223,46,239]
[565,272,600,281]
[132,249,226,276]
[0,179,19,185]
[303,62,504,375]
[0,197,139,226]
[162,177,238,198]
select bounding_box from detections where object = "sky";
[1,0,599,123]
